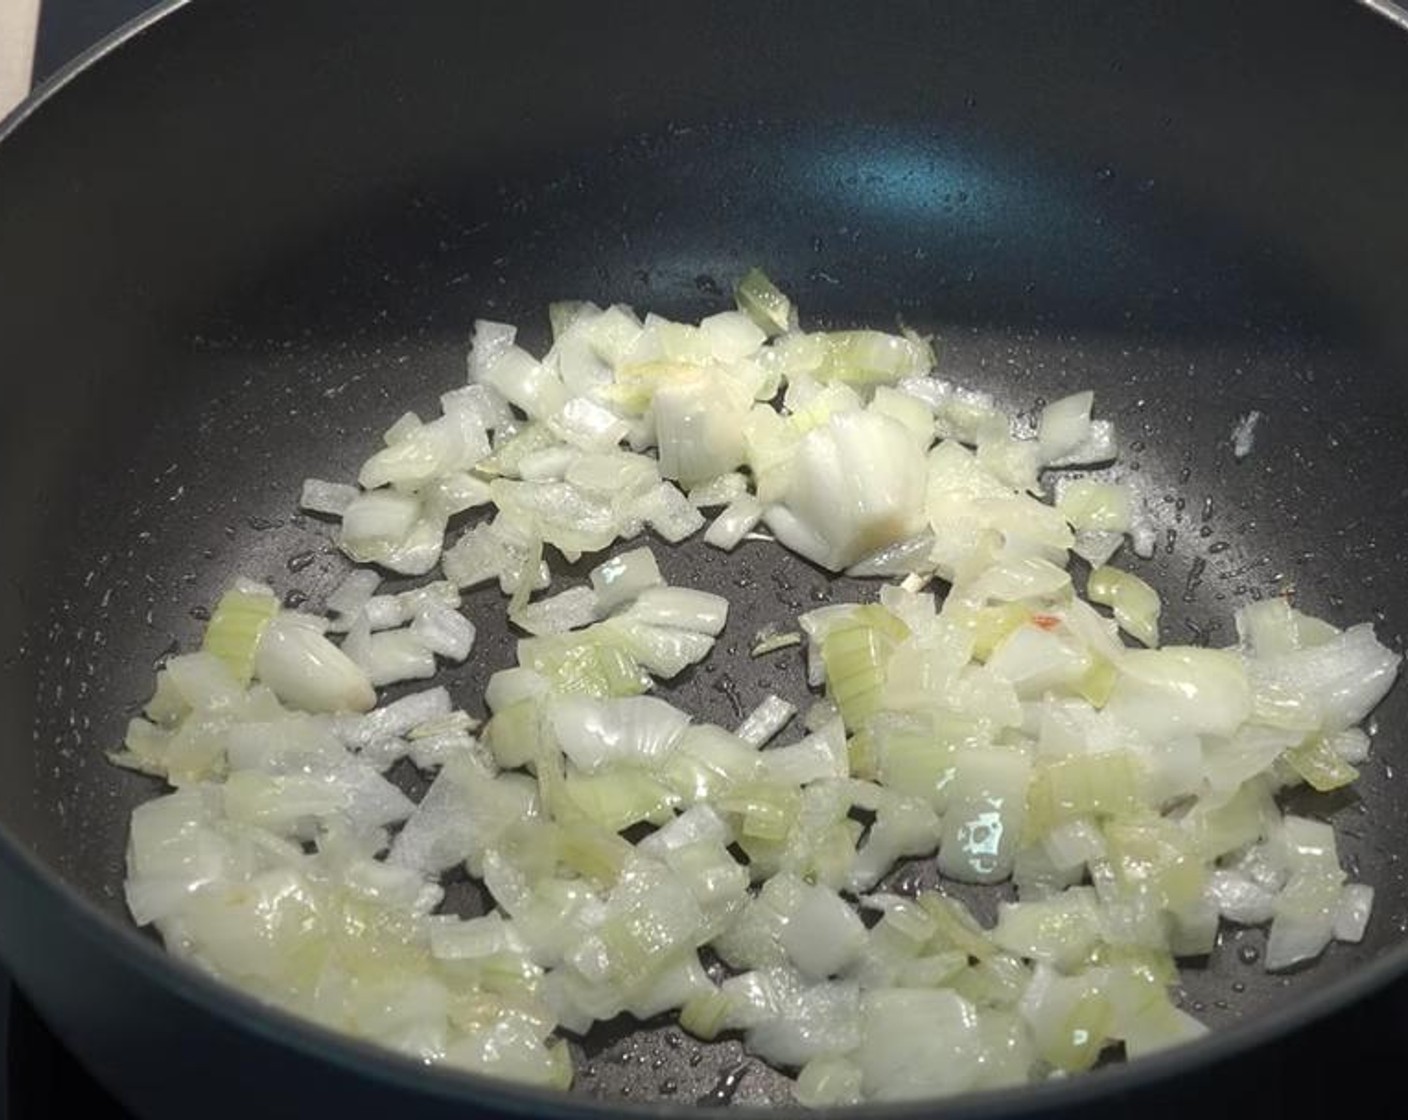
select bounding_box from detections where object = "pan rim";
[3,0,1408,1115]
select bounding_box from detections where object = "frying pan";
[3,1,1408,1116]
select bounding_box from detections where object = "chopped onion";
[254,614,375,713]
[120,271,1402,1106]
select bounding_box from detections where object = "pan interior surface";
[3,1,1408,1113]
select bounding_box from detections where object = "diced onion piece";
[704,495,765,551]
[936,748,1031,884]
[589,546,664,613]
[254,614,375,713]
[202,584,280,684]
[856,989,982,1101]
[752,628,803,657]
[688,471,750,509]
[652,367,751,488]
[1047,420,1117,468]
[1284,734,1359,792]
[1333,883,1373,943]
[734,268,794,336]
[1037,392,1093,464]
[325,569,381,625]
[300,478,360,516]
[1087,565,1161,648]
[1057,479,1132,537]
[1106,648,1251,741]
[780,884,867,979]
[768,411,928,571]
[621,587,729,636]
[633,481,707,543]
[736,695,797,748]
[548,696,690,773]
[409,603,476,661]
[359,629,438,687]
[512,586,600,638]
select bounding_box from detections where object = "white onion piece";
[442,382,515,435]
[325,569,381,626]
[856,989,982,1102]
[633,481,707,543]
[1333,883,1374,942]
[548,696,690,773]
[936,749,1031,885]
[511,587,599,638]
[780,884,867,979]
[1037,392,1092,464]
[332,688,452,751]
[390,762,538,876]
[410,603,476,661]
[1106,648,1252,741]
[254,615,375,714]
[771,411,928,571]
[688,471,749,509]
[621,587,729,636]
[1046,419,1117,467]
[361,630,437,687]
[341,490,419,548]
[704,495,765,551]
[1249,624,1401,734]
[300,478,360,516]
[735,694,796,748]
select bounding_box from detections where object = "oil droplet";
[1231,980,1246,993]
[659,1079,678,1097]
[189,605,211,621]
[702,1062,750,1107]
[1183,557,1208,603]
[1237,945,1260,965]
[284,589,309,609]
[687,1051,703,1068]
[287,550,316,573]
[712,674,745,719]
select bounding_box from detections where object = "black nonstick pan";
[3,2,1408,1117]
